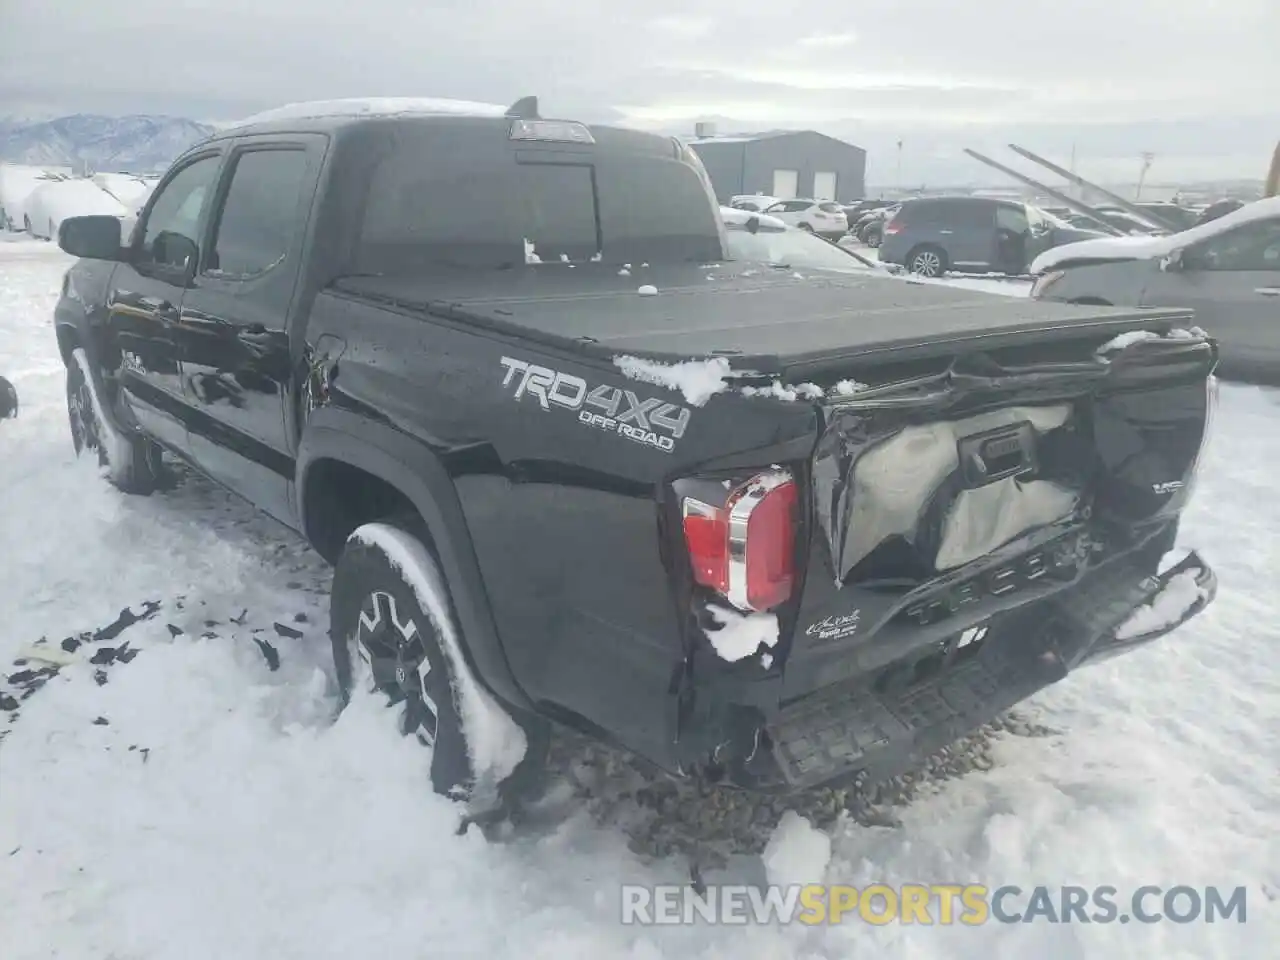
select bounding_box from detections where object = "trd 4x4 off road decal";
[499,356,690,453]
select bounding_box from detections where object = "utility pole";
[1136,151,1155,200]
[895,139,903,195]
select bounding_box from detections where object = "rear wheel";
[329,519,548,806]
[907,244,948,277]
[66,349,165,494]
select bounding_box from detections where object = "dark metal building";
[687,127,867,203]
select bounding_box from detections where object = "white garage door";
[813,171,838,200]
[771,169,798,199]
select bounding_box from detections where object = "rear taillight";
[883,220,902,235]
[681,469,798,612]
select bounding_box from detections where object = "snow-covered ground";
[1,239,1276,958]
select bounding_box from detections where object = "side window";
[782,200,813,213]
[1194,218,1280,272]
[138,155,221,270]
[207,149,309,278]
[996,204,1029,233]
[894,202,923,224]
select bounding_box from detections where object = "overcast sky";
[3,0,1277,185]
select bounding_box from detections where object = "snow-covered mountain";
[0,114,216,175]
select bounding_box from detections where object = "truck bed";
[332,263,1192,378]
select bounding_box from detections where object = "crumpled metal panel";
[814,403,1079,583]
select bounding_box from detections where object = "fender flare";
[296,406,533,714]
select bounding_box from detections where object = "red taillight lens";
[681,470,798,612]
[884,220,902,235]
[683,502,729,593]
[743,479,797,610]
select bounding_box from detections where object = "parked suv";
[880,196,1104,277]
[760,199,850,238]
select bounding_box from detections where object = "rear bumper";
[704,549,1215,793]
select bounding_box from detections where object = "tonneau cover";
[332,262,1192,377]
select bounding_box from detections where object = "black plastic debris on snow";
[252,637,281,672]
[60,601,162,654]
[0,601,162,735]
[272,621,304,640]
[89,641,139,667]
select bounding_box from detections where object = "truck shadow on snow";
[2,460,1062,868]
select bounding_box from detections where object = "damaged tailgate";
[782,325,1218,701]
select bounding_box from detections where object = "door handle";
[1255,287,1280,297]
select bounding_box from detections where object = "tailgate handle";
[958,422,1037,488]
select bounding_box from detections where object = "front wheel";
[329,520,547,807]
[66,348,165,494]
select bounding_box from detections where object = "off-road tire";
[329,518,548,804]
[66,348,166,494]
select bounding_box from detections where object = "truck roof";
[333,264,1192,379]
[210,95,583,142]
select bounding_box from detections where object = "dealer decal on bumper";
[499,356,691,453]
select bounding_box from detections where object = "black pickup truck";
[52,97,1219,814]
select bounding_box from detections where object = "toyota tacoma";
[51,96,1219,816]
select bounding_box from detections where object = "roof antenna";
[505,96,540,119]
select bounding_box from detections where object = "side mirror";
[746,215,760,235]
[151,231,200,280]
[58,215,126,261]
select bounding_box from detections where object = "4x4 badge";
[499,356,690,452]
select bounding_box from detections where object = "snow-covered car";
[25,179,127,241]
[1029,196,1280,383]
[0,165,60,232]
[759,198,850,238]
[720,205,887,274]
[92,172,157,211]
